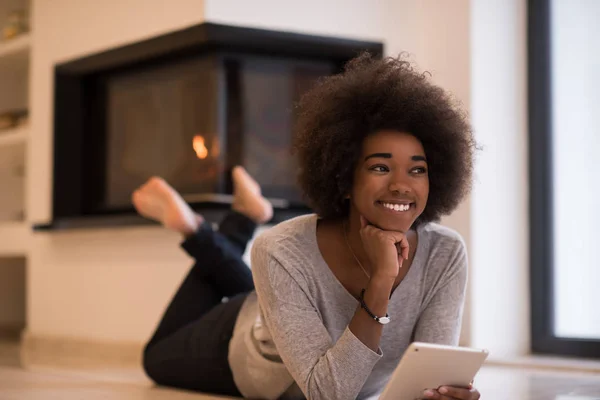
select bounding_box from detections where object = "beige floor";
[1,340,600,400]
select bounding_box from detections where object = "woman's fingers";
[439,386,480,399]
[423,389,451,399]
[358,216,410,257]
[423,386,480,400]
[378,230,409,261]
[396,233,410,260]
[360,214,369,229]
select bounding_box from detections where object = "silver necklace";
[342,220,371,279]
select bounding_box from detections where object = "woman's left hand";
[422,385,480,400]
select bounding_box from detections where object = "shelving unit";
[0,1,30,337]
[0,29,31,227]
[0,15,30,227]
[0,9,30,231]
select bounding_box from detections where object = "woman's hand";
[422,385,481,400]
[359,215,409,280]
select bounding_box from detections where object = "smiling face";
[349,130,429,233]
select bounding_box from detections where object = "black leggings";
[143,211,256,396]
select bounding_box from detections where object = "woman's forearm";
[348,274,395,351]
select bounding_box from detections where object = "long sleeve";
[251,236,382,400]
[413,240,468,345]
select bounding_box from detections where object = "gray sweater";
[228,214,467,400]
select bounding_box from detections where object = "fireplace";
[45,23,383,229]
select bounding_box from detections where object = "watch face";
[379,316,391,325]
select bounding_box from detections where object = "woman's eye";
[412,167,427,174]
[370,165,389,172]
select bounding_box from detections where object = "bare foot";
[132,177,201,235]
[232,166,273,224]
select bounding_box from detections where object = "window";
[529,0,600,357]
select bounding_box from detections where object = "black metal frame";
[528,0,600,358]
[40,22,383,231]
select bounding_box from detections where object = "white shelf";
[0,34,30,58]
[0,34,30,74]
[0,125,27,147]
[0,221,29,256]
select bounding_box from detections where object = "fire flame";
[193,135,208,159]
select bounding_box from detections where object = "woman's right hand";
[359,215,410,280]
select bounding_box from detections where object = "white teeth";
[381,202,410,212]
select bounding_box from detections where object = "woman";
[139,53,479,400]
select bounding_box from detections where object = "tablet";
[378,342,489,400]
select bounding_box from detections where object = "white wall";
[0,0,28,222]
[470,0,530,357]
[204,0,386,41]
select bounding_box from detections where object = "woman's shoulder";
[419,222,467,261]
[252,213,319,259]
[250,214,321,287]
[417,223,468,297]
[419,223,467,275]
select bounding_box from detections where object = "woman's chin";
[368,218,412,233]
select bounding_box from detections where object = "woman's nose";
[388,179,411,194]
